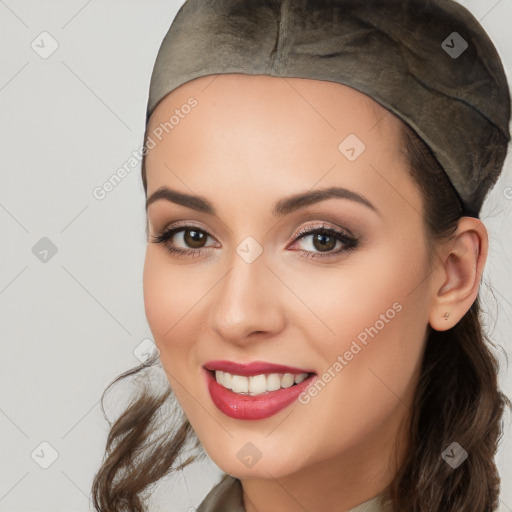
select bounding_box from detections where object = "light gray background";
[0,1,511,511]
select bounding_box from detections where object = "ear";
[428,217,488,331]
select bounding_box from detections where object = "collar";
[197,474,390,512]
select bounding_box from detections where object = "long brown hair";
[91,118,511,512]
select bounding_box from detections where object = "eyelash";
[150,221,359,260]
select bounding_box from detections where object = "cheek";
[285,242,427,350]
[143,249,170,339]
[142,247,202,352]
[291,242,429,404]
[143,248,208,407]
[281,255,429,461]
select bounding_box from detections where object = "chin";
[199,437,307,480]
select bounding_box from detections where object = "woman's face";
[143,74,434,480]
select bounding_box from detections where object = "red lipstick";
[203,360,317,420]
[204,360,315,376]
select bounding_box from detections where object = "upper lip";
[203,360,316,376]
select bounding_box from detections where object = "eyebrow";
[145,185,379,217]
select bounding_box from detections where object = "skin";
[142,74,488,512]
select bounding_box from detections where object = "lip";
[202,363,317,420]
[203,360,316,376]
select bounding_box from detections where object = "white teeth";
[281,373,295,388]
[267,373,281,391]
[214,370,309,396]
[231,374,249,393]
[248,374,267,394]
[223,371,232,389]
[294,373,307,384]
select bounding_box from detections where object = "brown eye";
[183,229,207,248]
[150,224,217,257]
[291,224,359,260]
[311,232,337,252]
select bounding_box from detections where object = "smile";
[215,370,308,395]
[203,360,317,420]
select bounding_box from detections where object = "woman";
[92,0,511,511]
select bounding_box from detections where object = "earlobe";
[428,218,488,332]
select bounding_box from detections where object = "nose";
[208,251,287,346]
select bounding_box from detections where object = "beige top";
[197,474,390,512]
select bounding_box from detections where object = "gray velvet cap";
[146,0,511,217]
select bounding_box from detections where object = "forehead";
[148,73,396,135]
[145,74,404,170]
[143,74,419,222]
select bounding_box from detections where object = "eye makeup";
[150,220,360,261]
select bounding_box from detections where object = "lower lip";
[204,369,317,420]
